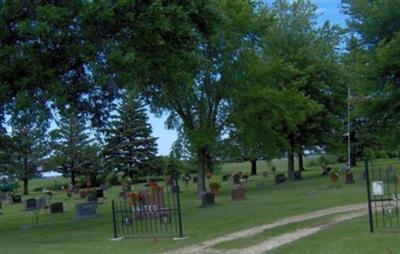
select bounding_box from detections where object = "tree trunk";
[196,148,207,194]
[288,137,295,180]
[23,177,29,195]
[71,171,76,185]
[350,152,357,167]
[250,158,257,176]
[298,151,305,172]
[288,151,294,180]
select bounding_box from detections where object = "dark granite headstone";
[50,202,64,214]
[96,188,104,199]
[262,171,268,178]
[293,171,302,181]
[25,198,37,211]
[231,186,245,201]
[193,176,198,183]
[200,191,215,208]
[274,174,286,184]
[233,173,241,185]
[75,202,97,219]
[12,195,22,203]
[345,172,355,184]
[222,174,230,182]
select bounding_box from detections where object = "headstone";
[200,191,215,208]
[96,188,104,199]
[231,186,245,201]
[25,198,37,211]
[12,195,22,203]
[119,191,126,199]
[193,176,198,183]
[222,174,230,182]
[345,172,355,184]
[256,182,266,189]
[293,171,302,181]
[75,202,97,219]
[233,173,241,185]
[50,202,64,214]
[0,192,7,202]
[87,192,97,203]
[139,189,164,209]
[274,174,286,184]
[36,196,47,209]
[262,171,268,178]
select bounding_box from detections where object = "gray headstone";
[0,192,7,202]
[25,198,37,211]
[75,202,97,219]
[256,182,266,189]
[87,192,97,202]
[37,196,47,209]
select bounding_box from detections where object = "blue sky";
[150,0,347,156]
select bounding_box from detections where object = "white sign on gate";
[372,181,384,195]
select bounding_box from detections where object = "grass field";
[0,157,399,254]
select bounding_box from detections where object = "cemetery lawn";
[1,158,399,254]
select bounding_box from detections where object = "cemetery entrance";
[111,174,183,239]
[365,160,400,232]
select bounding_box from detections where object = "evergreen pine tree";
[46,110,95,185]
[8,95,49,195]
[104,92,158,178]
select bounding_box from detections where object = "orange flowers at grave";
[148,181,162,192]
[126,192,144,206]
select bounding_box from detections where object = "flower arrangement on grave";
[209,182,221,194]
[126,192,145,206]
[148,181,162,192]
[329,170,340,183]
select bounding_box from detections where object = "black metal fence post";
[112,200,118,238]
[174,171,184,238]
[365,159,374,233]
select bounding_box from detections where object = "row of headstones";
[0,192,98,219]
[201,185,246,207]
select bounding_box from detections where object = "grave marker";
[75,202,97,219]
[25,198,37,211]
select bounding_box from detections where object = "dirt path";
[163,203,367,254]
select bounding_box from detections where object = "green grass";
[0,158,399,254]
[212,213,339,250]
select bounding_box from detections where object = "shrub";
[307,160,319,167]
[363,148,376,160]
[376,150,389,159]
[318,154,338,165]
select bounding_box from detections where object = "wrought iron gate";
[365,160,400,232]
[111,173,183,238]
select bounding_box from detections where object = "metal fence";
[111,174,183,239]
[365,159,400,233]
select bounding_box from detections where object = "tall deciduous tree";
[343,0,400,149]
[46,110,95,185]
[259,0,345,178]
[103,92,158,178]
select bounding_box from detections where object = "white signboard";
[372,181,384,195]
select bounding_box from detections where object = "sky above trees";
[151,0,346,156]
